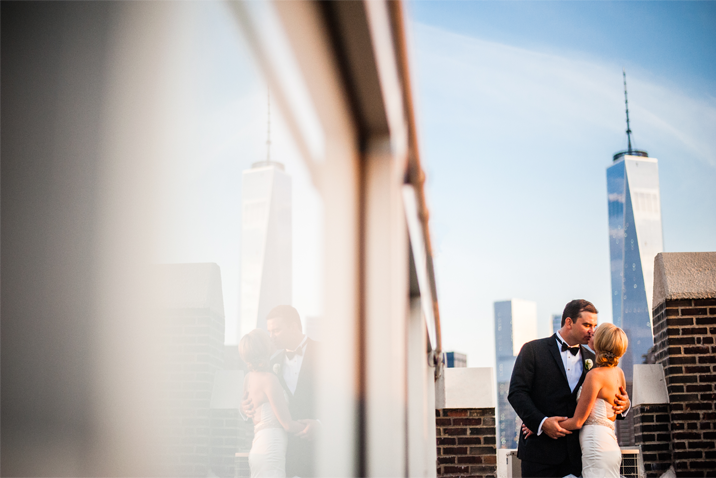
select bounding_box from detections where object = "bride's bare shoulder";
[259,371,281,388]
[593,365,623,384]
[247,371,276,386]
[588,366,614,381]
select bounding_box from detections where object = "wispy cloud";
[412,22,716,168]
[410,21,716,368]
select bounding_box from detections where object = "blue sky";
[407,1,716,366]
[154,2,715,364]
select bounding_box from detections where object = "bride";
[239,329,307,478]
[559,323,628,478]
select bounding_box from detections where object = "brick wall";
[633,404,672,477]
[436,408,497,478]
[159,310,226,476]
[647,298,716,477]
[210,409,255,478]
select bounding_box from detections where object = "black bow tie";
[285,346,304,360]
[560,341,580,356]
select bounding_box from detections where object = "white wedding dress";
[577,388,621,478]
[249,399,288,478]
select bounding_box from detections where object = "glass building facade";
[494,299,537,449]
[552,313,562,334]
[607,154,663,381]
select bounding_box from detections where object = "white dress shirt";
[537,332,583,436]
[557,332,584,392]
[282,335,308,395]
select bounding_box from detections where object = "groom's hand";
[241,391,255,419]
[542,416,571,439]
[296,419,321,440]
[613,386,630,415]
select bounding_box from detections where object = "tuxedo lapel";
[293,339,314,399]
[575,345,592,391]
[548,334,569,386]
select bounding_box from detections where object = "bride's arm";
[560,373,600,431]
[265,375,307,434]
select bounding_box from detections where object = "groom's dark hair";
[266,304,302,331]
[562,299,598,327]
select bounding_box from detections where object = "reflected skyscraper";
[494,299,537,449]
[606,71,664,382]
[240,94,292,339]
[240,160,291,338]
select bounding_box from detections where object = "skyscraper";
[494,299,537,449]
[606,71,664,383]
[552,313,561,334]
[444,351,467,368]
[240,160,292,338]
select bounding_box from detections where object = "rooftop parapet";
[444,367,495,409]
[653,252,716,307]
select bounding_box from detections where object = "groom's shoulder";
[531,335,555,348]
[518,335,554,355]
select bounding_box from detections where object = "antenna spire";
[623,69,633,154]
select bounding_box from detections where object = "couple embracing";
[509,299,631,478]
[239,305,318,478]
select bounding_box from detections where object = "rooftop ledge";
[653,252,716,307]
[443,367,495,409]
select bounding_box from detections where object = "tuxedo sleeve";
[508,341,546,433]
[617,401,631,420]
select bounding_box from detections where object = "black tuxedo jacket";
[508,334,595,469]
[271,338,318,477]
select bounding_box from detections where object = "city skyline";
[410,2,716,368]
[552,314,561,335]
[151,2,715,361]
[494,299,537,449]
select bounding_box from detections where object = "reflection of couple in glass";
[240,305,318,478]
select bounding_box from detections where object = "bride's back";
[244,371,274,426]
[588,365,625,420]
[238,329,281,427]
[595,366,620,399]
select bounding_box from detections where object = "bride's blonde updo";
[593,323,628,367]
[239,329,274,372]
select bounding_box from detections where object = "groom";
[242,305,319,478]
[508,299,630,477]
[266,305,319,478]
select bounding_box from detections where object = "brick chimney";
[436,368,497,478]
[633,252,716,477]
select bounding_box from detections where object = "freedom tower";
[239,93,292,339]
[606,71,664,382]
